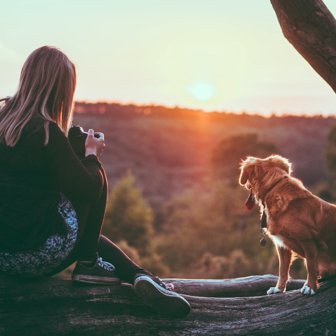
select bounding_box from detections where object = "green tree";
[103,172,154,256]
[156,181,277,278]
[319,125,336,202]
[326,125,336,181]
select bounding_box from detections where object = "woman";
[0,46,190,318]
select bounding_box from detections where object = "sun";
[188,82,215,102]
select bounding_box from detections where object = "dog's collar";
[259,176,289,244]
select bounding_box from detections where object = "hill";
[73,102,336,211]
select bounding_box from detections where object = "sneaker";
[133,275,191,318]
[72,257,121,285]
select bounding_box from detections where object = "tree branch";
[271,0,336,92]
[1,275,335,335]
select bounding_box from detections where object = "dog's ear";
[239,157,257,186]
[239,168,249,186]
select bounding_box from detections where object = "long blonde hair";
[0,46,76,146]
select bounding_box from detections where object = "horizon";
[74,100,336,118]
[1,0,336,115]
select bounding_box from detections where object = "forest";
[70,101,336,280]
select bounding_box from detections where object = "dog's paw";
[267,286,283,295]
[300,285,316,296]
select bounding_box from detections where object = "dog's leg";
[267,246,292,295]
[301,243,318,296]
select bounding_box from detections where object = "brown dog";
[239,154,336,295]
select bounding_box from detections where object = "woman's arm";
[44,121,105,202]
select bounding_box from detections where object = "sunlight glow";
[1,0,336,114]
[188,82,215,101]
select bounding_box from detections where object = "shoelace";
[96,257,115,272]
[152,275,174,291]
[134,271,175,291]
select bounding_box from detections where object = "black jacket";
[0,117,104,252]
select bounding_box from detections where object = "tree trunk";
[271,0,336,92]
[1,274,336,336]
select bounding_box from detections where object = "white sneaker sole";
[134,276,191,318]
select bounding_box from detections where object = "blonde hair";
[0,46,76,146]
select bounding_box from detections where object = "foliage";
[103,172,154,256]
[211,133,277,182]
[101,158,307,279]
[72,103,334,279]
[74,105,335,211]
[316,125,336,201]
[102,172,173,275]
[155,182,278,278]
[326,125,336,181]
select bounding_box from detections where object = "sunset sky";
[1,0,335,115]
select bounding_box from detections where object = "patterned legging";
[0,193,78,277]
[0,166,147,283]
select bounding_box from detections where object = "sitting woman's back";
[0,115,103,253]
[0,45,191,317]
[0,116,66,252]
[0,46,76,254]
[0,47,103,275]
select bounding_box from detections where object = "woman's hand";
[85,128,105,158]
